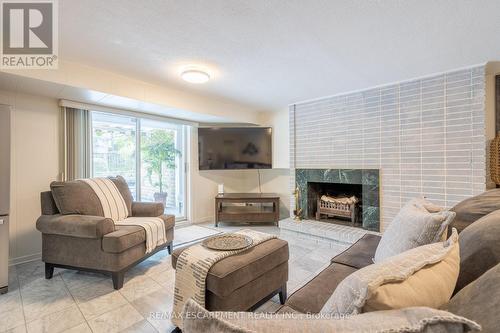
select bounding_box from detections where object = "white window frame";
[89,110,189,222]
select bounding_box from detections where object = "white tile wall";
[290,66,487,230]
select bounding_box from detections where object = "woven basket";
[490,135,500,185]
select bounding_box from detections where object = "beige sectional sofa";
[184,190,500,332]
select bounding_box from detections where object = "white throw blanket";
[172,229,277,328]
[115,217,166,253]
[81,178,129,221]
[80,178,166,253]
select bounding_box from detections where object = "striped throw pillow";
[80,177,129,222]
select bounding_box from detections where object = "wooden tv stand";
[215,193,280,227]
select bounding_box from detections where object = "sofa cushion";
[109,175,133,216]
[454,209,500,293]
[182,299,481,333]
[206,262,288,312]
[103,215,175,253]
[41,191,59,215]
[132,201,165,217]
[450,188,500,233]
[322,229,460,315]
[331,234,381,269]
[447,263,500,333]
[284,263,357,314]
[102,225,145,253]
[374,197,455,262]
[172,238,288,297]
[50,180,104,216]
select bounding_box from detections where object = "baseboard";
[9,252,42,266]
[190,215,213,225]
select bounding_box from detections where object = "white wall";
[189,108,292,224]
[0,90,61,264]
[259,108,290,169]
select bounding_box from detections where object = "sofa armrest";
[36,214,115,239]
[131,201,164,217]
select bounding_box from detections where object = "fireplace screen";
[307,182,362,227]
[317,195,359,225]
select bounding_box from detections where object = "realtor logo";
[1,0,58,68]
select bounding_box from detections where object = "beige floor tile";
[0,307,25,332]
[0,290,23,313]
[174,226,222,247]
[288,264,314,285]
[3,324,27,333]
[119,275,162,302]
[23,293,76,324]
[148,268,175,289]
[61,270,108,292]
[20,276,76,323]
[16,262,53,287]
[87,303,144,333]
[20,276,68,305]
[71,282,128,320]
[308,247,344,263]
[26,305,85,333]
[70,279,115,302]
[119,320,157,333]
[292,256,327,273]
[128,258,172,278]
[77,292,128,321]
[61,323,92,333]
[130,289,174,332]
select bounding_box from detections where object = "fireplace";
[295,169,380,231]
[307,182,362,227]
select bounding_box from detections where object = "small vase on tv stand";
[154,192,168,206]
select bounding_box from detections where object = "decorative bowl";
[202,234,253,251]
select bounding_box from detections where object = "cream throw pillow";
[321,228,460,315]
[374,197,455,262]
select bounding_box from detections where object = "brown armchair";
[36,176,174,289]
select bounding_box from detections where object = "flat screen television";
[198,127,272,170]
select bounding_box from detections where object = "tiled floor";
[0,223,349,333]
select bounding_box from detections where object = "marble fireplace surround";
[295,168,380,232]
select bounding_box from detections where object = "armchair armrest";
[36,214,115,239]
[131,201,164,217]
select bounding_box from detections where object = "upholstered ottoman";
[171,238,289,311]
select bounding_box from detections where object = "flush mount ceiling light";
[181,69,210,84]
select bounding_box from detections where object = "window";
[91,111,187,219]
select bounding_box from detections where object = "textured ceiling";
[59,0,500,111]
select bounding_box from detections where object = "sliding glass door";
[140,119,186,217]
[91,111,187,220]
[91,113,137,198]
